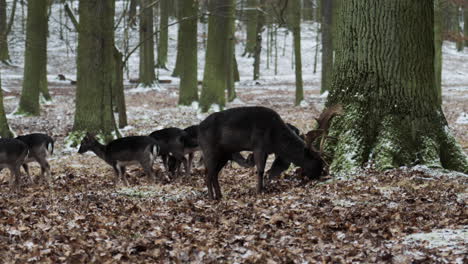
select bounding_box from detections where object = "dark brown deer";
[0,139,29,190]
[78,133,162,185]
[198,106,323,200]
[15,133,54,185]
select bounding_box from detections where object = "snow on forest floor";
[0,4,467,263]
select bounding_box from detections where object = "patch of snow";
[191,101,199,110]
[402,227,468,255]
[320,90,329,98]
[230,98,245,105]
[455,112,468,124]
[299,100,309,107]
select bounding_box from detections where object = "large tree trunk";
[325,0,467,174]
[200,0,232,112]
[139,0,156,87]
[17,0,48,116]
[0,73,13,138]
[178,0,199,105]
[320,0,333,94]
[243,0,257,57]
[73,0,116,141]
[156,0,169,69]
[464,5,468,47]
[290,0,303,105]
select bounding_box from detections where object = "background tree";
[72,0,117,140]
[200,0,234,112]
[289,0,303,105]
[226,0,236,102]
[0,0,17,62]
[253,0,264,80]
[464,3,468,47]
[325,0,467,173]
[16,0,48,116]
[243,0,258,57]
[434,0,443,104]
[156,0,169,69]
[139,0,156,86]
[0,72,13,138]
[178,0,199,105]
[320,0,333,94]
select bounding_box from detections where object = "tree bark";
[464,4,468,47]
[200,0,232,112]
[73,0,117,141]
[325,0,467,173]
[139,0,156,86]
[113,48,128,128]
[17,0,48,116]
[178,0,199,105]
[0,73,13,138]
[156,0,169,68]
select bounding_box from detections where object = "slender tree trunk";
[226,0,236,102]
[464,5,468,47]
[253,0,264,80]
[73,0,117,141]
[178,0,199,105]
[156,0,169,68]
[139,0,156,87]
[0,0,9,61]
[455,4,463,51]
[113,48,127,128]
[243,0,257,57]
[434,0,443,105]
[320,0,333,94]
[325,0,467,173]
[17,0,48,116]
[290,0,303,105]
[128,0,137,27]
[0,73,13,138]
[172,17,182,77]
[200,0,232,112]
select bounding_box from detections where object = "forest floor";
[0,74,466,263]
[0,6,467,262]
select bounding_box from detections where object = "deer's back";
[106,136,156,161]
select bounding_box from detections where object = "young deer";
[78,133,163,185]
[198,106,323,200]
[149,127,191,178]
[0,138,29,190]
[15,133,54,184]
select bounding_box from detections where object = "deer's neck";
[274,125,306,167]
[90,143,108,163]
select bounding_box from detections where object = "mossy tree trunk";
[178,0,199,105]
[434,0,443,105]
[0,73,13,138]
[243,0,257,57]
[73,0,117,141]
[200,0,232,112]
[17,0,48,116]
[226,0,236,102]
[139,0,156,87]
[290,0,303,105]
[325,0,467,174]
[156,0,169,69]
[320,0,333,94]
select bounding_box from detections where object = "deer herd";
[0,105,341,199]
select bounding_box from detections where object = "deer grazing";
[198,105,342,200]
[0,138,29,190]
[15,133,54,185]
[78,133,162,185]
